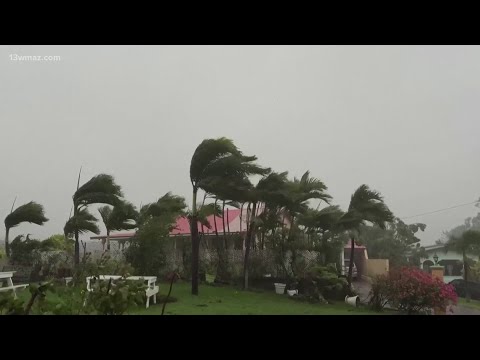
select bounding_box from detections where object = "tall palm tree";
[98,201,138,251]
[338,184,394,286]
[242,171,295,289]
[4,201,48,257]
[189,137,269,295]
[446,229,480,302]
[69,174,123,266]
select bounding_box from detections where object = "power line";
[401,201,479,220]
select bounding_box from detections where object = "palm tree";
[297,205,345,261]
[4,201,48,257]
[98,201,138,251]
[338,184,394,286]
[446,229,480,302]
[137,192,187,227]
[68,174,123,266]
[189,137,269,295]
[285,171,332,230]
[64,208,101,241]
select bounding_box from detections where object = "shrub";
[369,267,458,314]
[10,235,42,265]
[295,265,350,303]
[125,219,168,277]
[85,277,146,315]
[368,275,390,312]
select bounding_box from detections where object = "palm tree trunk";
[243,202,257,290]
[190,189,200,295]
[4,227,10,258]
[214,198,219,243]
[464,250,470,302]
[74,229,80,266]
[239,202,244,234]
[222,200,227,250]
[347,235,355,287]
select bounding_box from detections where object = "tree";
[358,218,426,267]
[68,174,123,266]
[446,229,480,302]
[189,137,269,295]
[4,201,48,257]
[338,185,394,286]
[98,201,138,251]
[297,205,345,263]
[137,192,186,227]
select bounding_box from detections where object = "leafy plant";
[85,277,145,315]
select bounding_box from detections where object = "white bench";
[0,272,29,299]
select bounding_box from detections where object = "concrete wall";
[365,259,389,278]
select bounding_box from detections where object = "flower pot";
[345,295,359,307]
[274,283,286,295]
[205,274,215,284]
[287,289,298,297]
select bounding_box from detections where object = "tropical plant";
[338,185,394,286]
[98,201,138,251]
[188,137,269,295]
[446,229,480,301]
[67,173,123,266]
[4,201,48,257]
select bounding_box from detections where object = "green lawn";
[131,281,383,315]
[12,281,389,315]
[458,298,480,311]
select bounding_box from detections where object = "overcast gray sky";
[1,45,479,245]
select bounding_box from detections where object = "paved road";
[352,280,480,315]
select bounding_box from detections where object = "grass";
[11,281,390,315]
[458,297,480,311]
[131,281,384,315]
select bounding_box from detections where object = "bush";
[125,219,168,277]
[369,267,458,314]
[295,265,350,303]
[10,235,41,265]
[368,275,390,312]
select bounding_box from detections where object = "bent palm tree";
[4,201,48,257]
[338,184,394,286]
[69,174,123,265]
[446,230,480,302]
[98,201,138,251]
[138,192,186,227]
[189,137,269,295]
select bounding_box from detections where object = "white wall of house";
[420,246,479,283]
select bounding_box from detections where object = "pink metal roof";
[91,207,272,240]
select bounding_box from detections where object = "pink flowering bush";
[369,267,457,314]
[388,267,457,314]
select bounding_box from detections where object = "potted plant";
[204,262,217,284]
[286,280,299,296]
[274,282,287,295]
